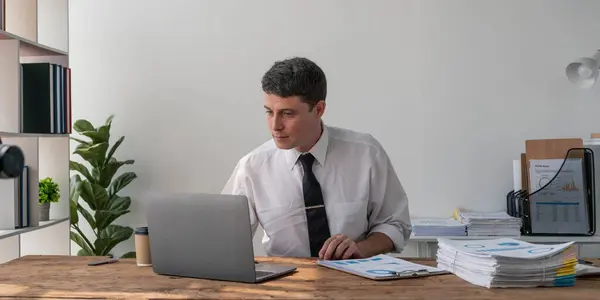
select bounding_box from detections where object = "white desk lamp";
[566,50,600,88]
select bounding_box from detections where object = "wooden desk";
[0,255,598,300]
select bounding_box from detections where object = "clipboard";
[316,254,449,281]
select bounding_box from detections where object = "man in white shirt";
[222,57,412,260]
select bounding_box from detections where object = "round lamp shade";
[566,50,600,89]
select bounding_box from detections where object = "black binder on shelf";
[507,148,596,236]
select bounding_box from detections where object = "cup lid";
[135,226,148,234]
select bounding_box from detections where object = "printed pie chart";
[538,176,551,188]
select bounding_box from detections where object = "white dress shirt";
[222,124,412,257]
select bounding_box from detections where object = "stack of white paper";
[454,209,522,236]
[411,218,467,236]
[436,237,578,288]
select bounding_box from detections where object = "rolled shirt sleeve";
[367,143,412,253]
[221,158,260,238]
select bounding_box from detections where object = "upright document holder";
[317,254,449,281]
[513,148,596,236]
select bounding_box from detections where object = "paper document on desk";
[317,254,449,280]
[528,158,590,234]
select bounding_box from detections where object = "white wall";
[68,0,600,258]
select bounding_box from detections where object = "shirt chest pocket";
[325,200,369,240]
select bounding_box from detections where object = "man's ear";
[314,100,326,117]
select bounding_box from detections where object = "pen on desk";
[88,258,119,266]
[579,259,594,265]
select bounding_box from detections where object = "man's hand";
[318,232,395,260]
[318,234,364,260]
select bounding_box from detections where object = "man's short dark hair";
[261,57,327,109]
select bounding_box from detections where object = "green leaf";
[79,180,109,211]
[77,248,94,256]
[81,125,109,144]
[77,203,96,230]
[94,225,134,256]
[108,172,137,198]
[92,167,100,182]
[69,161,94,183]
[70,136,91,145]
[69,175,81,228]
[70,174,82,201]
[39,177,60,204]
[105,114,114,127]
[73,142,109,168]
[99,158,134,189]
[98,124,110,143]
[120,251,136,258]
[94,208,130,232]
[105,136,124,164]
[97,158,121,188]
[73,119,95,133]
[107,196,131,211]
[69,197,78,225]
[70,231,94,255]
[73,144,89,159]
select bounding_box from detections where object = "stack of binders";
[436,237,578,288]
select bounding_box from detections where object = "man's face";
[263,93,325,151]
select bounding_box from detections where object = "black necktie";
[299,153,331,257]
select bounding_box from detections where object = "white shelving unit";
[0,0,70,264]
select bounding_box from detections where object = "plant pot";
[39,202,50,221]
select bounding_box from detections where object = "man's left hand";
[318,234,364,260]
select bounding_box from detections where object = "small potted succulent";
[39,177,60,221]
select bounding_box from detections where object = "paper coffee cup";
[135,226,152,266]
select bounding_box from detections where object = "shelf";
[0,131,69,138]
[1,0,68,56]
[0,39,72,135]
[409,235,600,244]
[0,0,70,262]
[0,217,68,241]
[0,30,67,57]
[0,135,70,231]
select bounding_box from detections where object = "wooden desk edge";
[0,255,598,300]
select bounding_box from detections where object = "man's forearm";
[356,232,394,258]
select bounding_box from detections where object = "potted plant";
[69,114,137,258]
[39,177,60,221]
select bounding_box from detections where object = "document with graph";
[528,157,590,234]
[317,254,449,280]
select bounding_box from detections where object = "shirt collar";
[285,123,329,171]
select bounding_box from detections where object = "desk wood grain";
[0,255,598,300]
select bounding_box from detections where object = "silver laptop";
[146,192,297,283]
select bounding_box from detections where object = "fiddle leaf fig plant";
[69,114,137,258]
